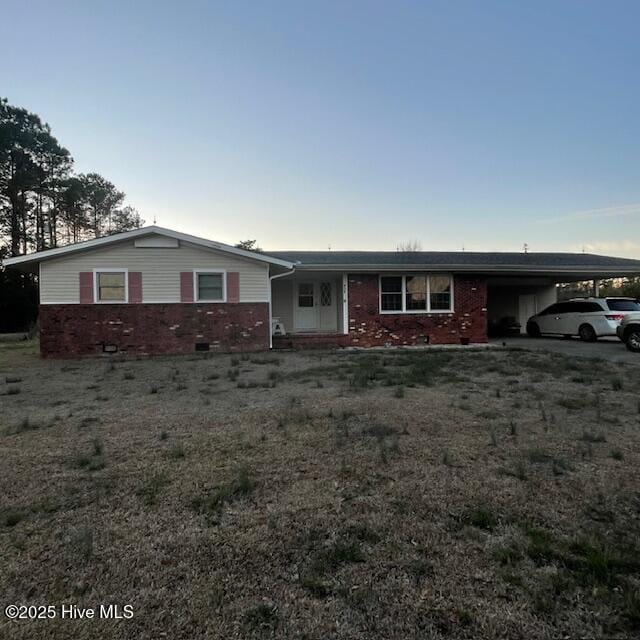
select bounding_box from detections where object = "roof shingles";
[267,250,640,271]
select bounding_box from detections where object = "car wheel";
[625,329,640,353]
[526,321,541,338]
[578,324,597,342]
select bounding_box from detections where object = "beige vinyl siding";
[40,239,269,304]
[271,279,294,331]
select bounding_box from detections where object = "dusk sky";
[2,1,639,255]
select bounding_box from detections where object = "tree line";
[0,97,143,331]
[0,97,143,258]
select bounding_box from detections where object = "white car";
[617,313,640,352]
[526,297,640,341]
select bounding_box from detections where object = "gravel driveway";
[493,335,637,364]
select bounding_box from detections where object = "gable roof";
[2,226,295,269]
[269,250,640,276]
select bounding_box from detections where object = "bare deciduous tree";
[396,239,422,252]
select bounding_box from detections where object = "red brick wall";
[39,303,270,358]
[346,275,487,346]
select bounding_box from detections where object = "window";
[606,299,640,311]
[320,282,332,306]
[380,276,403,311]
[541,303,562,315]
[196,272,225,301]
[96,271,126,302]
[578,302,604,312]
[380,275,453,313]
[298,283,314,308]
[430,275,452,311]
[405,276,427,311]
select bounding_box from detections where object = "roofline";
[289,264,640,274]
[1,226,295,269]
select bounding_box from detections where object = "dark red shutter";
[128,272,142,303]
[79,272,93,303]
[227,272,239,303]
[180,272,194,302]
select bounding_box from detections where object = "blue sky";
[2,1,639,255]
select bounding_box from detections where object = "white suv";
[526,297,640,342]
[617,313,640,352]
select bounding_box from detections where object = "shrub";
[362,423,396,441]
[610,449,624,461]
[611,378,623,391]
[243,603,278,631]
[6,386,20,395]
[251,356,281,366]
[71,526,94,561]
[5,376,22,384]
[498,460,527,481]
[301,575,331,598]
[493,545,522,565]
[308,540,365,576]
[137,472,168,506]
[464,507,497,531]
[580,431,606,443]
[191,466,254,520]
[1,508,25,528]
[168,443,185,459]
[406,558,431,584]
[71,440,105,471]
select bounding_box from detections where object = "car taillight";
[606,314,625,322]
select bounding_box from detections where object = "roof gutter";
[289,264,640,274]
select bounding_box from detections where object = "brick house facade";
[346,274,487,346]
[6,225,639,358]
[39,303,270,358]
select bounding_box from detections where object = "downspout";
[268,266,296,349]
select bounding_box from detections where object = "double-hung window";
[195,271,226,302]
[379,275,453,313]
[95,270,127,302]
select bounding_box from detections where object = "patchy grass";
[70,439,105,471]
[136,472,169,506]
[191,466,255,523]
[0,346,639,638]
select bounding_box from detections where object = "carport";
[487,276,557,335]
[482,252,640,336]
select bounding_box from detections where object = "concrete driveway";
[491,335,638,364]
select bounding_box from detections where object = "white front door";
[294,282,317,330]
[318,281,337,332]
[519,295,537,333]
[293,280,338,332]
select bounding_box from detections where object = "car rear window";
[606,299,640,311]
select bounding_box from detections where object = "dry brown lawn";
[1,341,640,639]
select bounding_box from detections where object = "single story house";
[4,225,640,357]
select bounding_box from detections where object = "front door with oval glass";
[294,280,337,332]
